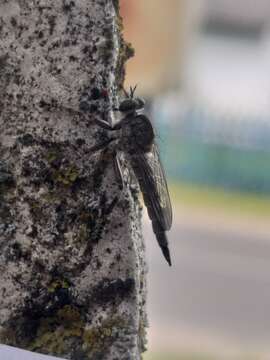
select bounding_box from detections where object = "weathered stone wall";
[0,1,146,359]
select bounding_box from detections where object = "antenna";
[130,84,138,98]
[121,86,129,98]
[121,84,138,98]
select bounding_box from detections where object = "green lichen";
[76,224,89,243]
[112,0,120,15]
[27,308,126,358]
[138,318,147,353]
[47,279,70,293]
[29,305,84,354]
[46,150,59,164]
[125,42,135,59]
[0,328,16,345]
[53,165,79,186]
[41,191,60,204]
[45,148,79,187]
[82,317,126,356]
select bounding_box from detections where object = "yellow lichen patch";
[30,326,82,354]
[47,279,70,293]
[82,317,125,354]
[29,305,84,353]
[76,224,89,243]
[138,318,147,352]
[54,166,79,186]
[46,148,79,187]
[0,328,16,345]
[46,150,59,164]
[41,192,60,204]
[125,42,135,59]
[57,305,82,325]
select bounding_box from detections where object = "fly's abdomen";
[131,155,172,265]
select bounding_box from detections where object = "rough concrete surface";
[0,1,146,359]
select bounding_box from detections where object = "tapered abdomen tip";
[161,245,172,266]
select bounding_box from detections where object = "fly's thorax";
[120,113,155,153]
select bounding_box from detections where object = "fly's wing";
[132,143,172,231]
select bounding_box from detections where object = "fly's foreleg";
[94,118,123,131]
[90,118,121,153]
[91,115,125,153]
[94,118,114,130]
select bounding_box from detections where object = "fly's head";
[117,85,145,114]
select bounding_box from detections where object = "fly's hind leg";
[113,152,124,190]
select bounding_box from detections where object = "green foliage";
[170,182,270,217]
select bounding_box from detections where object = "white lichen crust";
[0,1,146,359]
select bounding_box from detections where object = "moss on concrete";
[29,305,84,354]
[83,317,126,357]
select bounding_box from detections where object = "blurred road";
[143,205,270,355]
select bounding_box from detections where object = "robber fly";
[93,86,173,266]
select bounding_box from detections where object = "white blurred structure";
[186,33,270,117]
[185,0,270,118]
[204,0,270,30]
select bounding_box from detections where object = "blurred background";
[120,1,270,359]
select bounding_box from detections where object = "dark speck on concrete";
[18,134,35,146]
[92,278,135,305]
[79,100,91,112]
[91,87,101,100]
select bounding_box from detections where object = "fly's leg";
[91,147,111,187]
[113,152,124,190]
[94,119,114,130]
[94,118,123,131]
[92,116,126,189]
[89,116,122,152]
[90,117,123,152]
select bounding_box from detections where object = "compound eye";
[135,98,145,109]
[119,99,136,112]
